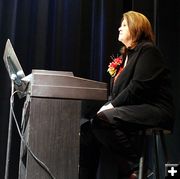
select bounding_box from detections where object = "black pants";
[79,111,146,179]
[79,120,100,179]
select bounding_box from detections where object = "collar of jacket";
[126,40,153,55]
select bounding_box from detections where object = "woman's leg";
[79,120,101,179]
[91,111,141,176]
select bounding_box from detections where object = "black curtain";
[0,1,126,178]
[0,0,180,179]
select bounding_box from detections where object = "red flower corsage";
[107,56,123,77]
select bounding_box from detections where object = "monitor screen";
[3,39,28,97]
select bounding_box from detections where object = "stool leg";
[138,135,146,179]
[138,155,145,179]
[154,133,160,179]
[159,131,169,163]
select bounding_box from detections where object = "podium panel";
[18,70,107,179]
[19,97,81,179]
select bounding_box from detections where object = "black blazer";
[107,41,174,130]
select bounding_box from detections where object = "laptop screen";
[3,39,28,97]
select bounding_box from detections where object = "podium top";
[30,70,108,101]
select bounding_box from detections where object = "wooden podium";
[18,70,107,179]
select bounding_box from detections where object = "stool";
[138,128,171,179]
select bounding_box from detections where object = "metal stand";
[4,80,15,179]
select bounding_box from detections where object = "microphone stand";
[4,80,15,179]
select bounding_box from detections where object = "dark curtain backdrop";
[0,1,125,178]
[0,0,180,179]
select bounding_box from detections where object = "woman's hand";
[97,103,114,114]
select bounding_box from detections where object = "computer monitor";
[3,39,28,98]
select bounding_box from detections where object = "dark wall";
[158,0,180,162]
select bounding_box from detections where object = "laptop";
[3,39,30,98]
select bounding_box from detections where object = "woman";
[80,11,174,179]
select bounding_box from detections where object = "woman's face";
[118,19,132,47]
